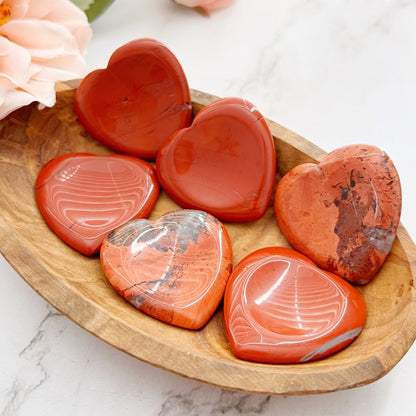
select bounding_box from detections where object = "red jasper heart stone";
[156,97,276,222]
[74,38,192,160]
[36,153,159,255]
[101,210,233,329]
[274,144,402,285]
[224,247,367,364]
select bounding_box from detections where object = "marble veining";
[157,387,272,416]
[1,308,61,416]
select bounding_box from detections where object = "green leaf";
[70,0,92,10]
[70,0,115,22]
[85,0,115,22]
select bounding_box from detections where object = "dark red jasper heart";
[156,97,276,222]
[101,210,233,329]
[224,247,367,364]
[274,144,402,284]
[36,153,159,255]
[74,38,192,160]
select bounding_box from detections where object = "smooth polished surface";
[36,153,159,255]
[74,38,192,160]
[1,1,416,415]
[224,247,366,363]
[101,210,232,329]
[156,97,276,222]
[274,144,402,285]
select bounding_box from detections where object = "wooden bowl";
[0,87,415,395]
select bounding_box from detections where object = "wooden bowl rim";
[0,86,415,395]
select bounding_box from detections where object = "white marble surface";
[1,0,415,414]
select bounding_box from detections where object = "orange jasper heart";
[156,97,276,222]
[274,144,402,284]
[74,38,192,160]
[224,247,367,364]
[100,210,233,329]
[36,153,159,255]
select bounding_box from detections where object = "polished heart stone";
[74,38,192,160]
[156,98,276,222]
[274,144,402,285]
[36,153,159,255]
[156,97,276,222]
[224,247,367,364]
[101,210,233,329]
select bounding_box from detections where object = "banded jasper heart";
[36,153,159,255]
[74,38,192,160]
[100,210,233,329]
[274,144,402,285]
[224,247,367,364]
[156,97,276,222]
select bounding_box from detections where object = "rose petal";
[0,77,38,119]
[175,0,216,6]
[174,0,234,11]
[22,0,91,52]
[0,0,91,121]
[32,54,87,82]
[1,19,81,59]
[202,0,235,11]
[0,37,31,87]
[24,0,87,22]
[24,77,56,106]
[0,78,11,106]
[8,0,30,20]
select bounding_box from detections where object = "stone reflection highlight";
[101,210,233,329]
[36,153,159,255]
[224,247,366,364]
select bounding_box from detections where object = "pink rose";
[0,0,92,119]
[173,0,235,14]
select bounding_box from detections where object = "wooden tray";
[1,87,415,395]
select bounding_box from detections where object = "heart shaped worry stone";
[36,153,159,255]
[156,97,276,222]
[274,144,402,285]
[224,247,367,364]
[74,38,192,160]
[100,210,233,329]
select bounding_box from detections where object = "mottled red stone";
[224,247,367,364]
[101,210,233,329]
[274,144,402,284]
[156,97,276,222]
[74,38,192,160]
[36,153,159,255]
